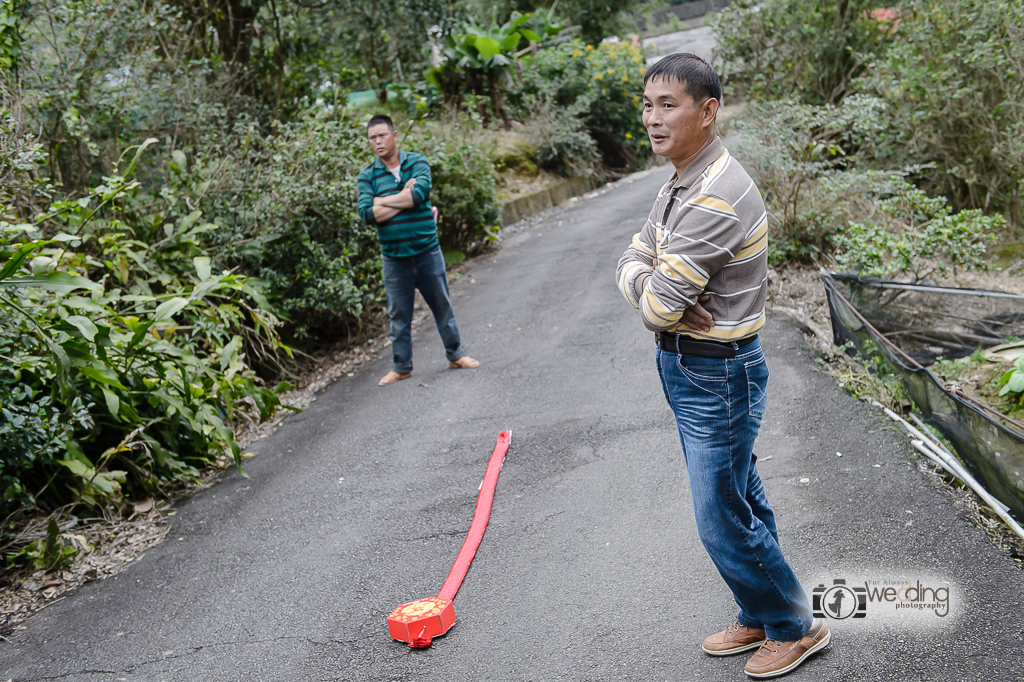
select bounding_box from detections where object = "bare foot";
[378,371,412,386]
[448,356,480,369]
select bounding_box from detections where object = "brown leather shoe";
[743,618,831,678]
[378,371,411,387]
[448,356,480,369]
[702,620,767,656]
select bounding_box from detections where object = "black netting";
[822,273,1024,521]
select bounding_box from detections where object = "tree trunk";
[489,72,511,130]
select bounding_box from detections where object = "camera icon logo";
[813,579,867,620]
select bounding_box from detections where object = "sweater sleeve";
[616,203,659,310]
[408,155,432,207]
[638,193,746,331]
[357,168,377,226]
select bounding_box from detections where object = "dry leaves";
[1,511,170,634]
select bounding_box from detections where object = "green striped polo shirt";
[357,150,439,258]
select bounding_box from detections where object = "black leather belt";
[656,332,758,359]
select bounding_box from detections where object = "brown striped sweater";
[616,137,768,341]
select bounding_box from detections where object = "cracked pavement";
[3,167,1024,681]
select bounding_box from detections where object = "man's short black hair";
[643,53,722,105]
[367,114,395,131]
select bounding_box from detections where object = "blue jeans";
[381,246,466,373]
[656,337,812,641]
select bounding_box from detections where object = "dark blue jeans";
[381,245,466,374]
[656,337,812,641]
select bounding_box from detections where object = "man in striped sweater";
[616,55,831,678]
[358,115,479,387]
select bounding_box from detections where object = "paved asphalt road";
[644,26,717,64]
[4,167,1024,682]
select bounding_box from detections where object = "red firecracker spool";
[387,431,511,648]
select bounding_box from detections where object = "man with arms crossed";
[358,114,479,386]
[615,54,831,678]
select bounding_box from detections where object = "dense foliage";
[713,0,894,105]
[457,0,640,45]
[716,0,1023,272]
[859,0,1024,227]
[510,39,650,172]
[0,0,512,535]
[0,128,290,519]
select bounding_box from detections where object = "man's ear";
[703,98,720,128]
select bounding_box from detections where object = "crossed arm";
[372,178,418,223]
[637,260,715,333]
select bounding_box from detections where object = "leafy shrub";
[833,180,1001,280]
[456,0,636,45]
[0,137,289,518]
[183,114,384,343]
[13,0,244,194]
[859,0,1024,228]
[510,39,649,171]
[712,0,894,105]
[528,102,600,176]
[428,11,563,128]
[409,121,502,255]
[735,95,891,261]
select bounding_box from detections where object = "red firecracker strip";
[387,431,512,648]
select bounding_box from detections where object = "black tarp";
[822,273,1024,521]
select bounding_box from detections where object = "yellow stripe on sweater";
[642,290,681,325]
[700,151,731,192]
[659,253,709,288]
[687,194,736,216]
[734,220,768,261]
[630,232,656,257]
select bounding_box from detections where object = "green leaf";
[475,36,502,61]
[194,256,212,281]
[57,458,90,478]
[1008,370,1024,394]
[179,210,202,233]
[171,149,188,172]
[153,297,189,322]
[102,387,120,418]
[0,241,49,280]
[1,271,101,293]
[500,33,522,52]
[63,296,107,313]
[65,315,98,341]
[79,366,128,390]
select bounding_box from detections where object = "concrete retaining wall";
[500,176,597,226]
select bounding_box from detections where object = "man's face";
[367,124,397,159]
[642,77,717,162]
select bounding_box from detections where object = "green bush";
[510,39,650,171]
[409,122,502,255]
[833,180,1001,280]
[859,0,1024,229]
[734,95,892,261]
[712,0,894,105]
[183,114,384,343]
[0,134,290,518]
